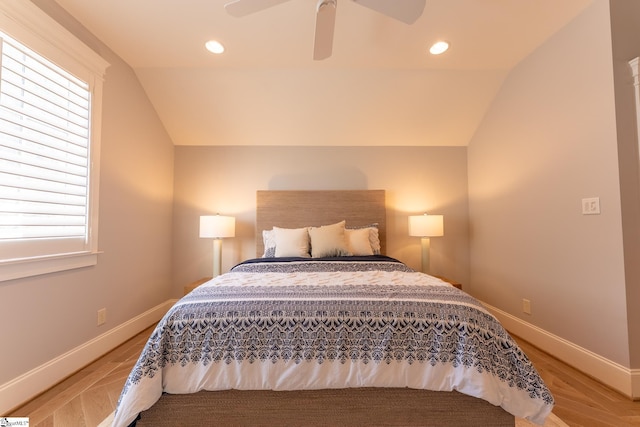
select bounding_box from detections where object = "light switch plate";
[582,197,600,215]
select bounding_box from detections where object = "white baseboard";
[0,299,177,414]
[483,301,639,400]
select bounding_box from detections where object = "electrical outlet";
[97,308,107,326]
[522,299,531,315]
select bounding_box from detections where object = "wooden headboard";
[256,190,386,257]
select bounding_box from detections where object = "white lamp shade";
[200,215,235,238]
[408,214,444,237]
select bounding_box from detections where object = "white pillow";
[274,226,310,258]
[368,226,381,254]
[262,229,276,257]
[345,227,374,256]
[308,220,351,258]
[346,223,380,254]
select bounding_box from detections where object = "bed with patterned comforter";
[113,255,554,427]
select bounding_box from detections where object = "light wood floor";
[6,327,153,427]
[7,325,640,427]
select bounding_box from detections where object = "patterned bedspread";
[113,256,554,426]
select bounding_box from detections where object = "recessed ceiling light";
[429,41,449,55]
[205,40,225,54]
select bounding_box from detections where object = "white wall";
[0,1,175,410]
[171,146,469,293]
[468,0,630,366]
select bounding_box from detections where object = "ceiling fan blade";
[313,0,337,60]
[352,0,425,24]
[224,0,292,17]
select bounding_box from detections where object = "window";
[0,2,109,281]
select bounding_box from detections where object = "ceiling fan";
[224,0,426,60]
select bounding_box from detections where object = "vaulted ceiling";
[53,0,593,146]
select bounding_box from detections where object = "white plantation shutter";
[0,35,92,259]
[0,1,109,281]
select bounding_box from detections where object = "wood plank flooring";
[5,327,152,427]
[6,325,640,426]
[513,337,640,427]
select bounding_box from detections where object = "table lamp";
[200,214,235,277]
[408,213,443,274]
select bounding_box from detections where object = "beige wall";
[468,0,632,366]
[172,146,469,292]
[0,1,175,387]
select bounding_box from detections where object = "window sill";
[0,252,100,282]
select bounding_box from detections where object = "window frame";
[0,1,109,281]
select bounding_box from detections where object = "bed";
[112,190,554,427]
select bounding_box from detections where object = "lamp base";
[213,238,222,277]
[421,237,431,274]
